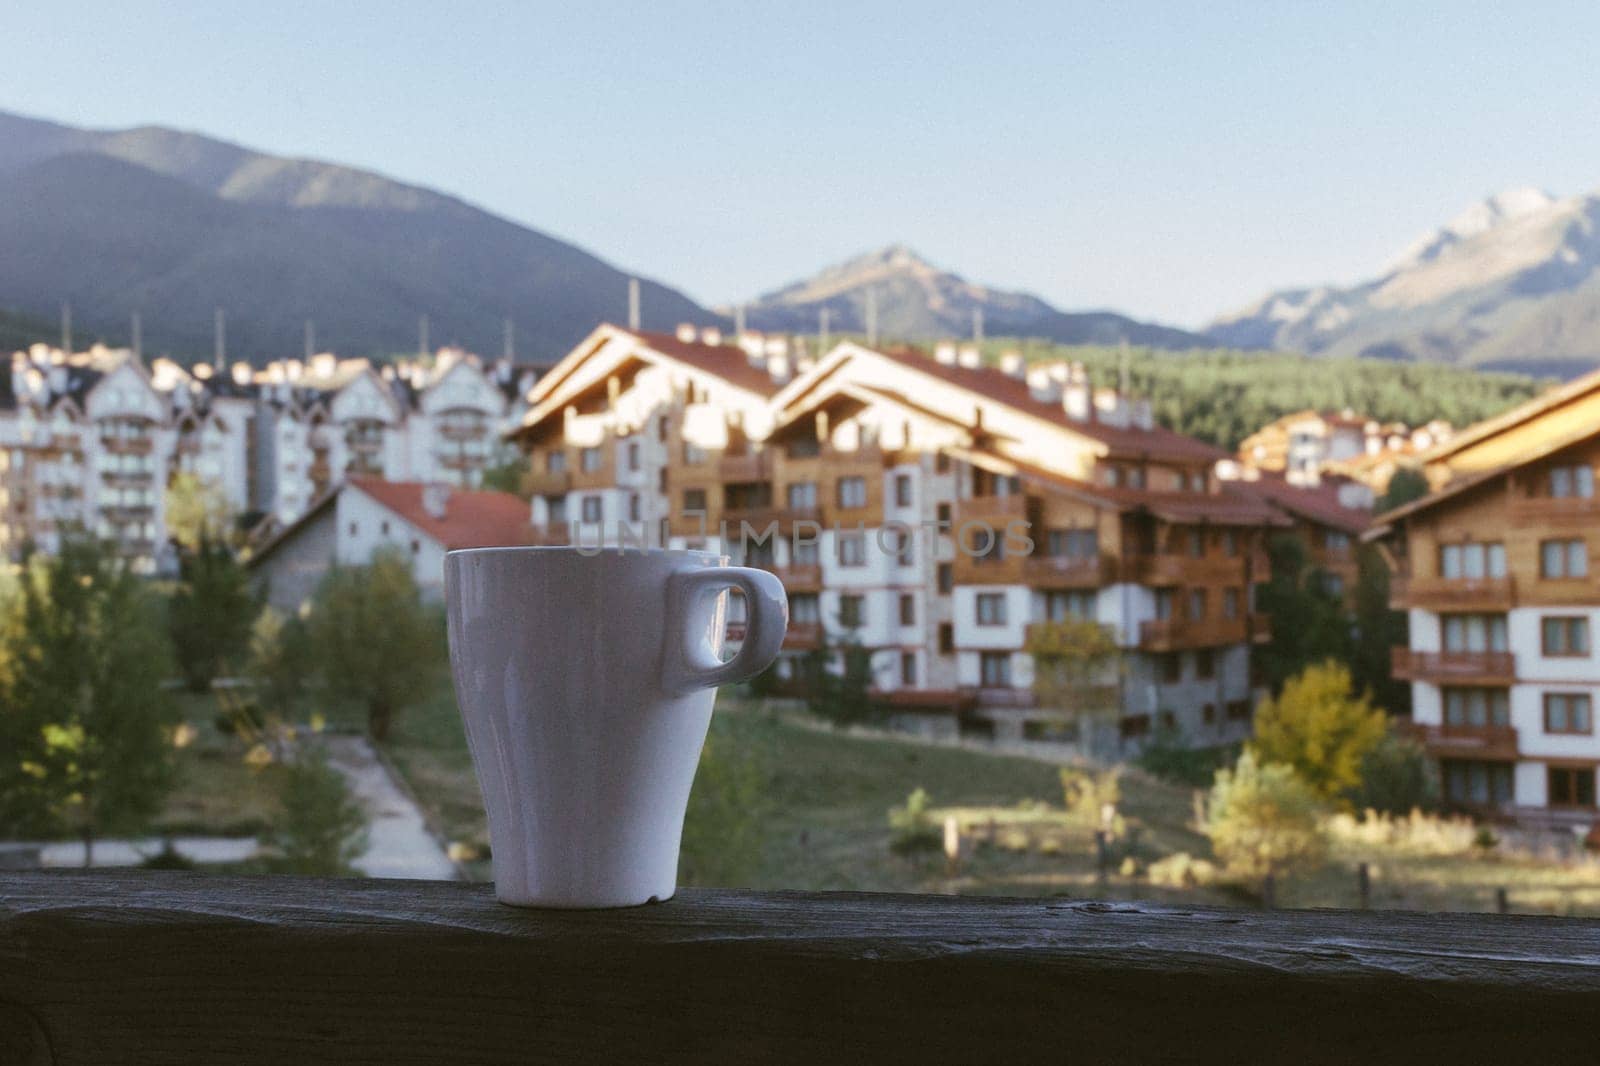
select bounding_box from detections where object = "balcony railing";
[1398,720,1520,761]
[717,451,769,481]
[783,620,823,649]
[721,505,822,531]
[8,870,1590,1064]
[99,436,153,455]
[1391,647,1517,684]
[1124,553,1244,585]
[769,563,823,590]
[1139,616,1248,650]
[1023,554,1116,589]
[1390,576,1516,611]
[1508,494,1600,521]
[525,470,573,497]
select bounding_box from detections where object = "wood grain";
[3,870,1600,1064]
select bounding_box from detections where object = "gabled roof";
[247,479,533,567]
[630,330,783,398]
[1419,365,1599,465]
[1224,472,1371,535]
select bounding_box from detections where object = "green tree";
[1376,467,1430,514]
[479,458,532,500]
[168,533,261,692]
[1350,544,1409,715]
[1027,619,1122,758]
[0,540,179,861]
[1256,534,1351,692]
[262,745,369,876]
[164,472,235,550]
[248,607,316,720]
[801,625,875,726]
[1205,750,1326,883]
[1250,661,1388,803]
[305,550,444,740]
[1349,732,1438,815]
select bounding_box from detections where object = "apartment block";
[511,324,1307,750]
[1369,368,1600,826]
[0,343,532,570]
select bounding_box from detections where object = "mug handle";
[663,567,789,695]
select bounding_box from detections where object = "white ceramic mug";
[444,547,788,908]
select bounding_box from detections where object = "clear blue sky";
[8,1,1600,328]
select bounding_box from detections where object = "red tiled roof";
[1004,455,1292,527]
[349,478,534,550]
[1225,472,1371,535]
[632,330,783,398]
[871,347,1226,463]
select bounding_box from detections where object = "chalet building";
[0,344,533,566]
[245,477,534,613]
[1217,466,1372,607]
[1368,367,1600,826]
[1238,408,1452,493]
[511,324,1299,749]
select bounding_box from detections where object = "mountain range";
[732,244,1209,349]
[0,110,719,364]
[1208,187,1600,375]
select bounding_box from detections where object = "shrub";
[1205,751,1326,881]
[888,787,942,854]
[1348,732,1437,815]
[1148,851,1220,889]
[262,746,369,876]
[1060,766,1121,830]
[1137,727,1234,787]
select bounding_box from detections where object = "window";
[410,539,420,554]
[580,446,603,473]
[1442,613,1509,652]
[837,533,866,567]
[1187,589,1207,620]
[937,563,953,594]
[1444,687,1510,728]
[1196,649,1215,679]
[1202,703,1217,724]
[900,652,917,686]
[936,502,952,529]
[626,441,640,471]
[683,442,707,465]
[896,535,914,567]
[1323,574,1345,598]
[682,488,707,513]
[1047,528,1098,558]
[629,494,641,522]
[1542,616,1590,657]
[657,416,669,443]
[899,594,916,626]
[381,520,390,535]
[938,623,954,653]
[1545,693,1593,734]
[1541,539,1588,579]
[935,452,951,474]
[1044,590,1096,622]
[979,651,1011,687]
[787,482,817,509]
[1548,464,1596,499]
[1226,700,1251,721]
[1187,530,1203,558]
[975,593,1007,626]
[1158,710,1177,732]
[546,450,567,473]
[837,476,867,508]
[1222,530,1239,557]
[1438,542,1506,579]
[349,521,358,536]
[1160,653,1182,684]
[657,468,668,494]
[1443,760,1513,807]
[787,437,820,459]
[837,594,864,628]
[1549,765,1596,807]
[581,496,602,523]
[789,594,820,624]
[793,540,819,566]
[894,474,913,507]
[1223,588,1241,619]
[1120,714,1151,740]
[1324,531,1351,554]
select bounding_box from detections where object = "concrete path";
[40,836,260,868]
[322,734,460,881]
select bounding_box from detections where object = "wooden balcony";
[569,462,615,492]
[1391,647,1516,685]
[525,469,573,497]
[721,506,822,533]
[10,870,1599,1065]
[1398,720,1520,762]
[770,563,823,591]
[99,436,153,455]
[1508,494,1600,522]
[1139,616,1248,650]
[783,620,823,649]
[1124,553,1244,586]
[717,451,770,482]
[1023,554,1116,589]
[1390,576,1516,612]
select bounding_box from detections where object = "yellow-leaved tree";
[1250,661,1387,805]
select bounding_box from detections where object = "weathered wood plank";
[3,870,1600,1064]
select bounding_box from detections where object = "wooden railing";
[525,469,573,496]
[1022,554,1116,588]
[1391,647,1517,683]
[1138,616,1249,650]
[1390,576,1516,611]
[5,871,1600,1064]
[1398,720,1520,761]
[717,451,769,482]
[783,620,823,649]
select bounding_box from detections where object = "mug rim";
[446,545,725,559]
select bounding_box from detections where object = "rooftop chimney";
[999,351,1025,378]
[957,345,981,368]
[934,341,957,366]
[232,362,253,386]
[767,353,792,383]
[700,326,722,346]
[311,353,337,379]
[675,323,696,343]
[1064,380,1092,422]
[1026,364,1061,402]
[422,484,451,520]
